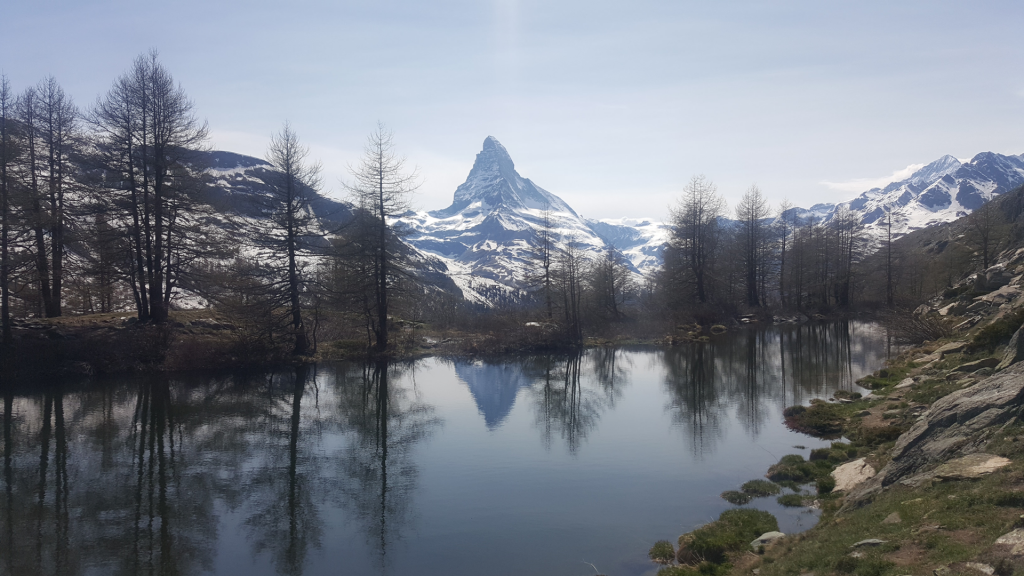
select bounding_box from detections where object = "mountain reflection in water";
[0,321,889,576]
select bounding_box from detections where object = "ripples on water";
[0,321,892,576]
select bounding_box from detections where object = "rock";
[750,531,785,549]
[997,325,1024,371]
[857,410,871,417]
[954,317,982,332]
[939,302,966,316]
[896,378,916,390]
[966,562,995,575]
[883,410,903,418]
[914,304,933,316]
[995,529,1024,555]
[932,453,1011,480]
[847,364,1024,504]
[935,566,953,576]
[976,285,1022,305]
[831,458,876,492]
[954,358,1001,372]
[967,300,990,313]
[882,512,902,524]
[935,341,969,357]
[851,539,887,547]
[987,267,1014,290]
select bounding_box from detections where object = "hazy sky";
[4,0,1023,220]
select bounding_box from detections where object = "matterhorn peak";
[471,136,516,181]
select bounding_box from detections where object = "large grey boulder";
[997,325,1024,371]
[847,363,1024,504]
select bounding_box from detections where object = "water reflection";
[332,361,440,573]
[243,365,322,576]
[664,321,883,455]
[455,362,532,429]
[0,321,889,576]
[526,351,627,453]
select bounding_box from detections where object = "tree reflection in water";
[243,365,323,576]
[664,342,723,457]
[528,349,628,454]
[664,321,883,456]
[0,322,888,576]
[332,360,440,574]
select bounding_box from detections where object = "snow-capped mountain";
[193,142,1024,307]
[826,152,1024,243]
[193,150,461,297]
[397,137,651,303]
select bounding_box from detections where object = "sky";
[3,0,1024,221]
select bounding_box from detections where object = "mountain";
[193,143,1024,307]
[826,152,1024,244]
[193,150,461,298]
[397,137,652,303]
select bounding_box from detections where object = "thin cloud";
[821,163,925,193]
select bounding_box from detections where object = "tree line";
[1,52,1012,358]
[0,52,420,357]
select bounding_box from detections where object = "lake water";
[0,321,891,576]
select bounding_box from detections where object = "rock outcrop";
[998,325,1024,371]
[847,362,1024,504]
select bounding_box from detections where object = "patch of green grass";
[969,308,1024,353]
[682,509,779,564]
[741,479,781,497]
[777,493,806,507]
[985,423,1024,458]
[783,403,846,438]
[906,378,961,405]
[856,363,912,390]
[852,425,907,447]
[720,490,752,505]
[766,454,834,484]
[649,540,676,563]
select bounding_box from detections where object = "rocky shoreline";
[647,320,1024,576]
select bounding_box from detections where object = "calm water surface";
[1,321,892,576]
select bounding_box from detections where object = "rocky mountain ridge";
[193,141,1024,305]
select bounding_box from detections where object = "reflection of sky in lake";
[0,321,890,576]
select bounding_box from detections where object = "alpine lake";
[0,321,894,576]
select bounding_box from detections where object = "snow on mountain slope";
[191,150,460,299]
[585,218,670,275]
[191,145,1024,307]
[397,137,618,302]
[829,152,1024,245]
